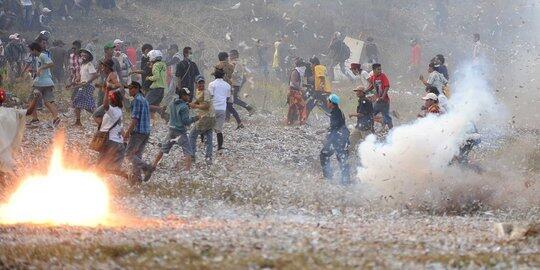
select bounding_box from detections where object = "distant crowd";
[0,22,484,184]
[1,0,120,32]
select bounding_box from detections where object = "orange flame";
[0,145,110,226]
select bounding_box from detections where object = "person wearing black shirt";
[128,43,153,93]
[175,46,200,102]
[433,54,449,80]
[349,87,374,153]
[320,94,350,185]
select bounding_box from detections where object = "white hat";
[42,7,52,13]
[422,93,438,101]
[9,33,20,40]
[113,39,124,45]
[148,50,163,62]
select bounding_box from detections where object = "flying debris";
[212,2,241,11]
[238,41,251,50]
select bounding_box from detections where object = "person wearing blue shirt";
[28,42,60,126]
[146,87,200,181]
[320,94,351,185]
[124,81,153,184]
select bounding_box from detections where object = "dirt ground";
[0,103,538,269]
[1,1,539,267]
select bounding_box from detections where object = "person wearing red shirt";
[410,38,421,73]
[125,42,137,68]
[366,63,393,129]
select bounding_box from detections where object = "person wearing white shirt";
[425,85,448,113]
[420,63,448,97]
[208,68,231,152]
[350,63,372,90]
[72,49,98,126]
[96,89,128,179]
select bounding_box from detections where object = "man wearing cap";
[188,75,215,165]
[113,39,133,85]
[175,46,200,102]
[349,87,374,152]
[123,81,153,184]
[85,35,99,61]
[39,7,52,32]
[320,93,350,185]
[418,92,441,118]
[4,34,26,82]
[35,32,51,58]
[147,87,200,178]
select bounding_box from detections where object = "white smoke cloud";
[355,61,517,211]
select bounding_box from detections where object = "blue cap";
[327,94,340,105]
[195,75,205,83]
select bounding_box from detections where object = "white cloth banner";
[0,107,27,173]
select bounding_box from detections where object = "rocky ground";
[1,1,539,266]
[0,97,539,269]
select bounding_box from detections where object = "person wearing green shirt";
[146,49,167,120]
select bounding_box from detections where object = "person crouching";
[418,92,441,118]
[320,94,350,185]
[148,87,200,179]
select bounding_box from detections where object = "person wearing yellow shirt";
[306,57,331,118]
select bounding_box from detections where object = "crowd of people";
[0,24,484,185]
[1,0,120,32]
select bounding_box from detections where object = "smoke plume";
[356,61,537,212]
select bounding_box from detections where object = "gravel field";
[0,106,538,269]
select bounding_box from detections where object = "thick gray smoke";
[354,61,537,211]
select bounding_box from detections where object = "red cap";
[0,88,6,104]
[350,63,361,70]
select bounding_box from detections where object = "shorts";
[34,86,55,103]
[161,128,192,156]
[93,105,106,118]
[214,110,226,133]
[146,88,164,106]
